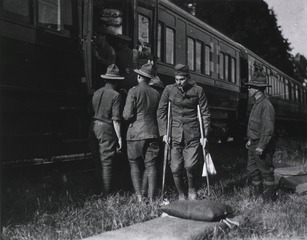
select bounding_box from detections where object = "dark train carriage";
[0,0,248,168]
[0,0,161,166]
[0,0,90,166]
[2,0,305,168]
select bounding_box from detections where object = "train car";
[1,0,306,169]
[0,0,90,167]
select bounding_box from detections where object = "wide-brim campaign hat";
[149,75,164,89]
[101,64,124,80]
[244,71,271,88]
[134,63,154,79]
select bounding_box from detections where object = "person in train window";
[123,63,160,203]
[245,70,276,202]
[157,64,211,200]
[88,64,123,195]
[93,31,116,86]
[110,34,152,87]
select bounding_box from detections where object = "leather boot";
[102,165,112,194]
[263,184,276,202]
[130,163,142,197]
[147,165,157,201]
[188,188,197,200]
[250,183,263,199]
[187,170,197,200]
[141,169,148,197]
[173,175,186,200]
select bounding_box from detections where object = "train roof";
[245,47,302,85]
[161,0,303,86]
[160,0,244,51]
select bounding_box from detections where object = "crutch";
[162,101,171,195]
[197,104,210,196]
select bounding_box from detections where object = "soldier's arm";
[112,94,122,150]
[258,104,275,150]
[157,86,170,137]
[113,120,122,150]
[198,88,211,137]
[123,89,136,121]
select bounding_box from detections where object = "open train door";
[80,0,94,94]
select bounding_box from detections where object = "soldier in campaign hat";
[123,63,160,202]
[245,69,276,202]
[157,64,211,200]
[88,64,124,194]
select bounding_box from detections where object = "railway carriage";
[1,0,306,168]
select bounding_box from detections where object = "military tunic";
[247,94,275,184]
[157,81,210,174]
[88,83,122,193]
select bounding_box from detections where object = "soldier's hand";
[117,138,122,152]
[245,140,251,149]
[200,137,207,148]
[255,147,263,156]
[163,135,170,145]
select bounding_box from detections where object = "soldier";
[141,75,165,196]
[245,70,276,202]
[88,64,123,195]
[123,63,160,202]
[157,64,210,200]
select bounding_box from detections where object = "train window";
[225,54,229,81]
[277,75,281,98]
[285,79,289,100]
[248,59,253,81]
[205,45,210,75]
[157,23,162,60]
[272,75,276,96]
[291,83,295,102]
[38,0,73,35]
[187,37,195,70]
[219,53,224,80]
[165,27,174,64]
[195,41,202,73]
[296,85,299,103]
[231,57,236,83]
[267,70,271,95]
[299,86,303,104]
[2,0,30,22]
[138,14,150,44]
[282,77,285,99]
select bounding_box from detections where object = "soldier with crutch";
[157,64,210,200]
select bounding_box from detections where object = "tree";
[293,54,307,83]
[171,0,294,77]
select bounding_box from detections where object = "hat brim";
[149,83,164,89]
[134,69,153,79]
[244,83,271,88]
[100,74,124,80]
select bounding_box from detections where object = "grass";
[2,138,307,239]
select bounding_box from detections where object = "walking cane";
[197,104,210,196]
[162,101,171,196]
